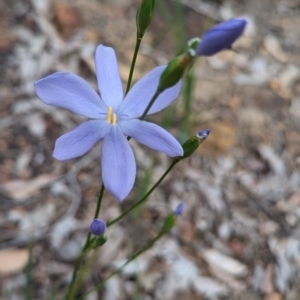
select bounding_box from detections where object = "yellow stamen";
[106,106,113,123]
[106,106,118,125]
[112,113,117,125]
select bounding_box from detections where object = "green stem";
[126,88,163,142]
[107,159,178,227]
[182,67,194,134]
[65,184,105,300]
[83,184,105,248]
[25,239,33,300]
[140,89,161,120]
[125,34,143,95]
[78,231,166,299]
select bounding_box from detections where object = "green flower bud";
[136,0,156,38]
[162,213,176,232]
[182,136,201,159]
[158,53,194,92]
[176,129,210,161]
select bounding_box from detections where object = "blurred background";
[1,0,300,299]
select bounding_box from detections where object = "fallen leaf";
[264,35,287,63]
[0,174,59,201]
[0,248,29,274]
[53,4,82,39]
[264,292,283,300]
[192,276,228,298]
[203,249,248,278]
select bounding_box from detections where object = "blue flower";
[174,203,184,216]
[90,219,106,236]
[196,18,247,56]
[35,45,183,201]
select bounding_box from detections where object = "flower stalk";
[107,159,178,227]
[65,184,105,300]
[78,229,166,299]
[125,35,142,95]
[126,0,156,94]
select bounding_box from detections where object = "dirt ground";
[1,0,300,299]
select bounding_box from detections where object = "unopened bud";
[89,219,106,236]
[174,203,184,216]
[178,129,210,160]
[197,129,210,141]
[136,0,156,37]
[162,213,176,232]
[196,18,247,56]
[158,53,194,92]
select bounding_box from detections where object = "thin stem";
[125,34,142,95]
[65,184,105,300]
[126,88,163,142]
[140,89,161,120]
[25,239,33,300]
[78,231,166,299]
[107,160,178,227]
[182,67,194,134]
[83,184,105,248]
[70,249,98,299]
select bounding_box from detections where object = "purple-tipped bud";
[174,203,184,216]
[89,219,106,236]
[197,129,210,141]
[196,18,247,56]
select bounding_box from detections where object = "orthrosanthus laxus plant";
[196,18,247,56]
[35,45,183,201]
[33,1,243,296]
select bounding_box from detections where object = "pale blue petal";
[53,120,109,160]
[35,72,107,118]
[117,66,181,118]
[119,119,183,157]
[95,45,123,109]
[101,125,136,201]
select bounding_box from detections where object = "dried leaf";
[203,249,248,278]
[0,174,58,201]
[192,276,228,298]
[0,248,29,274]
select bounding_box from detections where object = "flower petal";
[119,119,183,157]
[101,125,136,201]
[117,66,181,118]
[53,120,109,160]
[95,45,123,109]
[35,72,107,118]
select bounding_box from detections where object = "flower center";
[106,106,117,125]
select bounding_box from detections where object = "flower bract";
[196,18,247,56]
[35,45,183,201]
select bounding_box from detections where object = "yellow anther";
[106,106,117,125]
[106,106,113,123]
[112,113,117,125]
